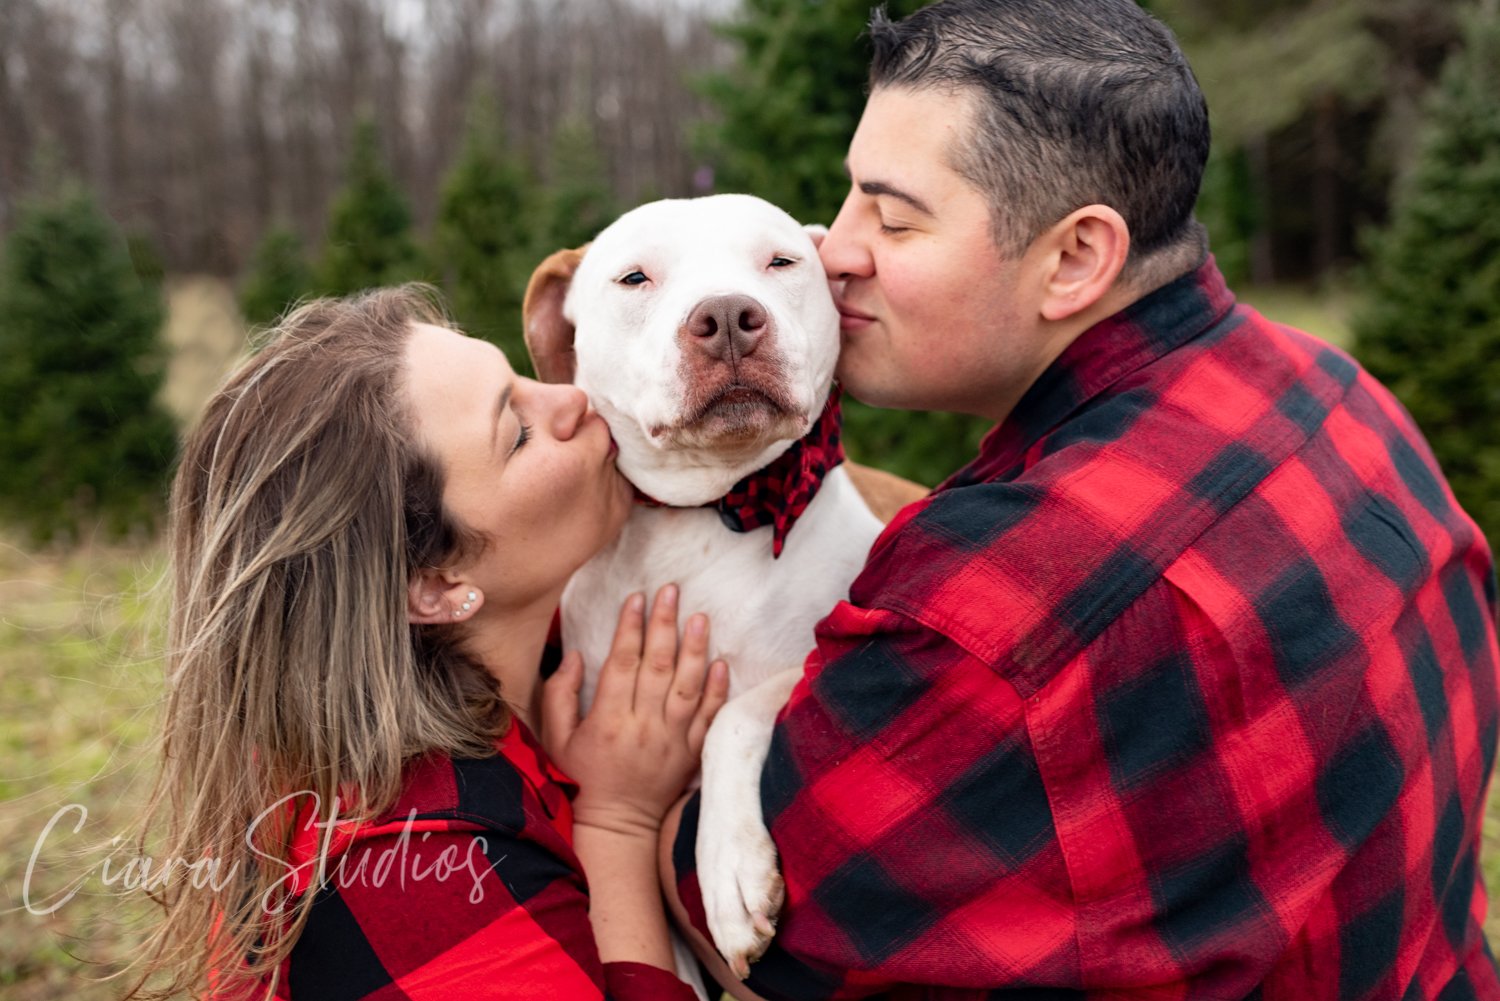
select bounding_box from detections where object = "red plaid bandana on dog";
[636,386,845,558]
[715,386,844,557]
[671,260,1500,999]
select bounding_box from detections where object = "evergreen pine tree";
[0,182,177,543]
[540,117,617,252]
[126,230,167,291]
[240,223,313,328]
[318,120,427,296]
[434,99,536,371]
[1195,144,1256,287]
[698,0,927,227]
[1354,3,1500,537]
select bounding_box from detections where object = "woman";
[124,286,726,999]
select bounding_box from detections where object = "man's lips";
[836,301,875,329]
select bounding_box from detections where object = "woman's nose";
[541,382,590,441]
[819,192,872,280]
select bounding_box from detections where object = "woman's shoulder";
[268,723,597,1001]
[362,717,577,847]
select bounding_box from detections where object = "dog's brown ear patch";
[522,245,589,384]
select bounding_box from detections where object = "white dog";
[523,194,923,980]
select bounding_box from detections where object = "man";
[660,1,1500,997]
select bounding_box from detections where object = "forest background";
[1,0,1499,997]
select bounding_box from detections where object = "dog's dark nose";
[684,294,767,361]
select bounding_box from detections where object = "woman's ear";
[522,245,589,384]
[1037,205,1131,323]
[407,568,483,625]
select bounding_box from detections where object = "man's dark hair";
[869,0,1210,276]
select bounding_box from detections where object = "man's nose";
[818,192,872,280]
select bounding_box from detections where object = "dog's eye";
[617,271,649,286]
[769,257,796,268]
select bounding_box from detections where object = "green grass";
[0,540,165,999]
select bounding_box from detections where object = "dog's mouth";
[693,385,784,421]
[650,380,805,449]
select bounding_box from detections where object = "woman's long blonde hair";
[125,286,507,999]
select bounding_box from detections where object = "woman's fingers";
[666,612,711,722]
[593,591,646,711]
[540,650,585,754]
[687,660,731,756]
[633,583,680,711]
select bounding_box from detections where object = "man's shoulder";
[850,308,1453,692]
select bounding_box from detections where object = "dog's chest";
[562,465,881,706]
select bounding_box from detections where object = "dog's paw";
[699,818,785,979]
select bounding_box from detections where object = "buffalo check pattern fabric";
[713,384,845,557]
[247,719,696,1001]
[634,385,847,558]
[673,259,1500,999]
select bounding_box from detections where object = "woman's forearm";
[572,821,677,971]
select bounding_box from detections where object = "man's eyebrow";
[491,381,513,453]
[858,180,934,217]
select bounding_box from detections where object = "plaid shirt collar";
[944,257,1235,490]
[633,386,845,558]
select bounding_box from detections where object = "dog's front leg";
[696,666,801,979]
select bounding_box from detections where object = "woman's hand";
[542,584,730,838]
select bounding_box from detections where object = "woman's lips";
[586,408,618,457]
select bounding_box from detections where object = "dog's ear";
[522,245,589,384]
[802,224,828,250]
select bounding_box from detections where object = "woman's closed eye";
[513,419,532,452]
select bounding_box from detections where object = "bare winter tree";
[0,0,726,276]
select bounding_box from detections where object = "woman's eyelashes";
[513,419,532,452]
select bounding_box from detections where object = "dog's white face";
[559,194,839,504]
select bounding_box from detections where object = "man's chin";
[834,367,935,413]
[831,358,887,408]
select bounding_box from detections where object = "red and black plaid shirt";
[257,718,696,1000]
[672,259,1500,999]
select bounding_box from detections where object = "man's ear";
[522,245,589,384]
[1037,205,1131,323]
[407,568,482,625]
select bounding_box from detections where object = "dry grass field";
[0,279,1496,998]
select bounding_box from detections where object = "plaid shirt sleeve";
[264,725,698,1001]
[672,260,1500,1000]
[279,828,694,1001]
[675,601,1078,997]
